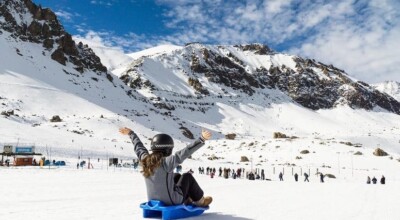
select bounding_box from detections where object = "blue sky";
[33,0,400,83]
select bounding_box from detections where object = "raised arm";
[119,127,149,161]
[163,129,212,172]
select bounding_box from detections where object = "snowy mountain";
[373,81,400,102]
[119,43,400,114]
[0,0,163,158]
[1,0,400,161]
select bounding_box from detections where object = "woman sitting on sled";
[120,127,213,207]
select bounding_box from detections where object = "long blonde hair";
[141,152,163,178]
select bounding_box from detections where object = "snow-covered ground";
[1,159,399,220]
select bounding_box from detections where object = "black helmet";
[151,134,174,156]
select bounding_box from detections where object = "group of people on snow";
[367,175,385,184]
[197,166,387,185]
[195,166,328,183]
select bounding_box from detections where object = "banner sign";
[15,147,34,153]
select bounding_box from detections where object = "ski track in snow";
[0,82,61,92]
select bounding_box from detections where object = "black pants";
[174,173,204,202]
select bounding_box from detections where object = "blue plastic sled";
[140,200,208,220]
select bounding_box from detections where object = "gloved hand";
[201,129,212,140]
[119,127,133,135]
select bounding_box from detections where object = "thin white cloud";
[264,0,292,14]
[289,0,400,83]
[152,0,400,83]
[74,30,167,53]
[73,31,133,71]
[54,10,74,21]
[90,0,115,6]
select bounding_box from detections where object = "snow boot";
[193,196,212,207]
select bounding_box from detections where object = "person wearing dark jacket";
[372,176,377,184]
[223,168,229,179]
[248,172,255,180]
[294,173,299,182]
[367,176,371,184]
[120,127,212,207]
[320,173,324,183]
[380,175,385,184]
[304,173,309,182]
[279,172,283,181]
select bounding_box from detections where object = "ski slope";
[1,162,399,220]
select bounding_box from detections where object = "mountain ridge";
[118,43,400,115]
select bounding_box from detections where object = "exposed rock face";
[240,156,250,162]
[188,77,209,95]
[0,0,107,74]
[273,132,288,139]
[179,126,194,139]
[234,43,273,55]
[373,148,388,156]
[225,133,236,140]
[300,150,310,154]
[1,110,14,117]
[50,115,62,122]
[120,43,400,115]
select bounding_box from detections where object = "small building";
[1,144,41,166]
[14,157,34,166]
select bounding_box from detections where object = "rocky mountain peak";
[0,0,108,74]
[120,43,400,115]
[234,43,274,55]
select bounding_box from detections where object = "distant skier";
[320,173,324,183]
[380,175,385,184]
[294,173,299,182]
[279,172,283,181]
[372,176,377,184]
[304,173,309,182]
[367,176,371,184]
[120,127,212,207]
[261,169,265,180]
[237,168,242,178]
